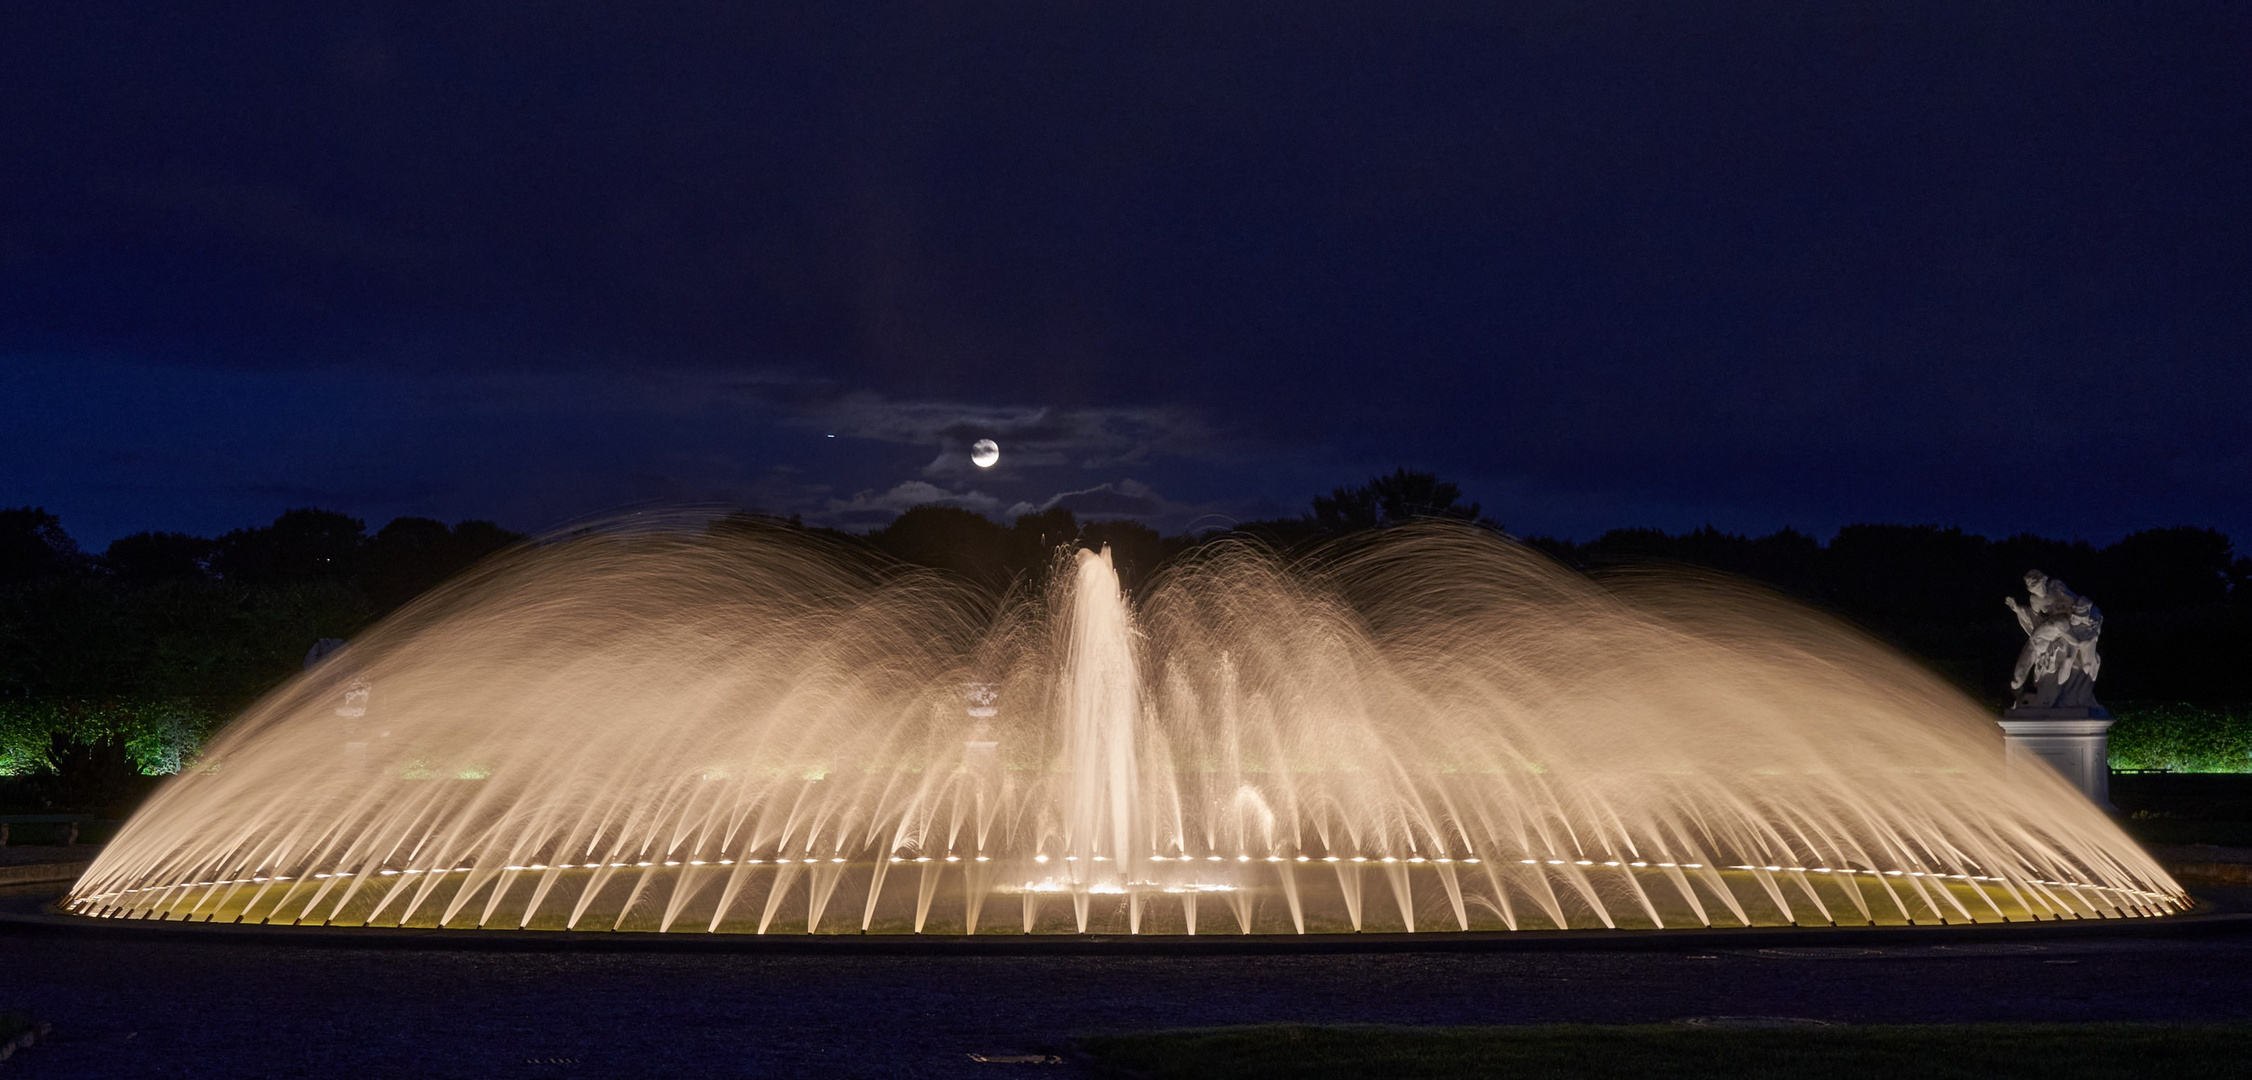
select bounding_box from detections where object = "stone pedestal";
[1998,707,2115,808]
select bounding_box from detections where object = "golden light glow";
[66,523,2184,935]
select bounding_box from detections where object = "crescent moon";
[971,439,1000,468]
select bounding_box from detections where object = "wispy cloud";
[808,474,1245,533]
[800,395,1210,478]
[814,480,1009,528]
[410,374,1225,479]
[1005,479,1178,520]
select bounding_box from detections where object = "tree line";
[4,469,2248,807]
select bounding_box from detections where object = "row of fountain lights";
[71,853,2180,909]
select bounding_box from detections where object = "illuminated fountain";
[68,523,2183,934]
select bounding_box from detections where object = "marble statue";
[337,678,372,718]
[305,638,370,718]
[2004,569,2103,711]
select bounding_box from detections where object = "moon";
[970,439,1000,468]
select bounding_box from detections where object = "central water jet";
[1061,547,1141,903]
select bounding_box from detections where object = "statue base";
[1997,706,2115,809]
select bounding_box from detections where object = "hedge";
[0,697,225,777]
[2106,702,2252,773]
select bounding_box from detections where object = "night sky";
[4,2,2247,547]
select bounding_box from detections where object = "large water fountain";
[68,523,2183,935]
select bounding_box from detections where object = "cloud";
[413,375,1231,481]
[811,475,1239,534]
[813,481,1008,528]
[798,395,1210,477]
[1007,478,1172,519]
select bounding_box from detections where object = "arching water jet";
[67,522,2185,935]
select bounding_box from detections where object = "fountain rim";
[4,888,2228,956]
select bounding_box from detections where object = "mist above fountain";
[69,522,2183,935]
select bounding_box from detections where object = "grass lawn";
[1073,1022,2252,1079]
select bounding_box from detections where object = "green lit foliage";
[0,506,520,794]
[2108,703,2252,774]
[0,697,223,776]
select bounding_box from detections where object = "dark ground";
[5,768,2249,1079]
[1079,1023,2252,1080]
[2,881,2251,1079]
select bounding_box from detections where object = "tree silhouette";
[1313,469,1480,531]
[361,517,523,613]
[863,506,1017,591]
[0,507,82,584]
[103,532,214,586]
[209,509,368,583]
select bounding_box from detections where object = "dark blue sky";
[4,2,2248,547]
